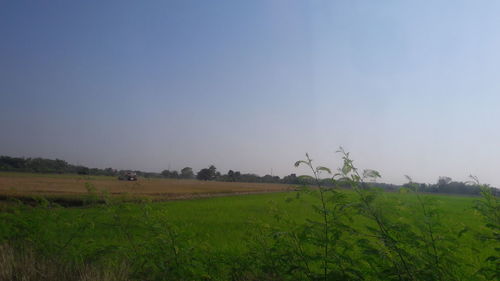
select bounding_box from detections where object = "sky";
[2,0,500,186]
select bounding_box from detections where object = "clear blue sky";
[2,1,500,186]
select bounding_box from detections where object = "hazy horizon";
[2,1,500,186]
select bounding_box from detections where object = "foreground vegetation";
[0,152,498,280]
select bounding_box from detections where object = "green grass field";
[1,186,496,281]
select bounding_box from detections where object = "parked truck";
[118,171,138,181]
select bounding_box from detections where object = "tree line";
[0,155,497,196]
[296,175,499,196]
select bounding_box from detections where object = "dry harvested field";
[0,172,292,201]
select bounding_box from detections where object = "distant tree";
[180,167,194,179]
[221,170,242,182]
[161,169,179,178]
[262,174,280,183]
[161,170,171,178]
[197,165,217,181]
[197,168,212,181]
[438,176,452,187]
[0,156,26,170]
[239,173,260,183]
[208,165,216,177]
[283,173,299,184]
[77,166,90,175]
[103,168,116,176]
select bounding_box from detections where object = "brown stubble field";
[0,172,291,202]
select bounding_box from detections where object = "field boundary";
[0,189,294,207]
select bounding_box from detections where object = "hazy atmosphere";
[2,0,500,186]
[1,2,499,281]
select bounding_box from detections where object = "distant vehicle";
[118,171,138,181]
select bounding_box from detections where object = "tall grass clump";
[0,243,130,281]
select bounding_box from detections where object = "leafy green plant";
[293,153,361,281]
[471,176,499,280]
